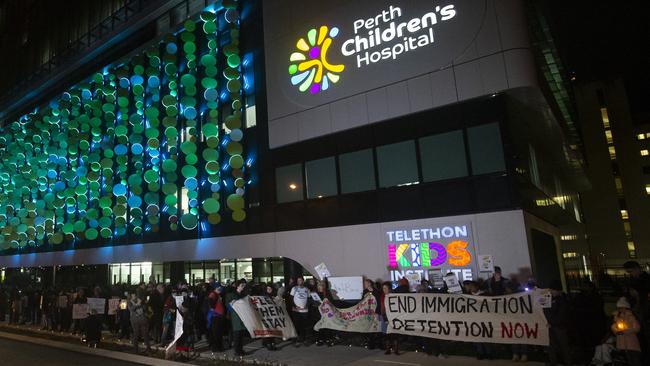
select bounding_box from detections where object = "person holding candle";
[612,297,642,366]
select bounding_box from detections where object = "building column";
[169,261,186,285]
[283,257,303,285]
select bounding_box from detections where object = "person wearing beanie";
[612,297,642,366]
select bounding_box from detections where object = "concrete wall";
[0,210,532,282]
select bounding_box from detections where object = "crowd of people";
[0,261,648,365]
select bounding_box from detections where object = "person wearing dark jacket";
[207,285,226,353]
[226,280,248,357]
[85,309,103,347]
[262,284,280,351]
[488,266,510,296]
[544,280,572,366]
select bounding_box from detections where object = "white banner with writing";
[385,291,549,346]
[232,295,297,340]
[314,293,379,333]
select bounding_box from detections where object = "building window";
[627,241,637,258]
[609,146,617,160]
[376,140,419,188]
[638,133,646,140]
[236,259,253,281]
[220,261,236,283]
[641,150,649,156]
[621,210,629,220]
[305,157,338,199]
[615,177,623,194]
[600,108,610,128]
[419,130,468,182]
[339,149,376,194]
[605,130,613,144]
[528,144,541,189]
[276,164,303,203]
[645,184,650,194]
[623,221,632,237]
[245,105,257,128]
[467,123,506,175]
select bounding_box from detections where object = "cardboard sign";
[328,276,364,300]
[429,269,444,288]
[232,296,297,340]
[314,262,332,280]
[108,298,121,315]
[314,293,380,333]
[72,304,89,319]
[405,272,421,292]
[478,255,494,272]
[385,291,549,346]
[443,273,462,294]
[87,298,106,315]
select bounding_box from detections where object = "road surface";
[0,336,143,366]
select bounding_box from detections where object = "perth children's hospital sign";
[265,0,486,116]
[386,223,477,282]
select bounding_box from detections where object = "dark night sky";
[548,1,650,119]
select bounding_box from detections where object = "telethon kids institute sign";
[386,223,477,283]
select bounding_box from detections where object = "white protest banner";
[232,296,297,340]
[314,293,379,333]
[385,291,549,346]
[314,263,331,280]
[72,303,89,319]
[174,295,184,308]
[328,276,363,300]
[87,298,106,314]
[165,311,184,358]
[108,298,121,315]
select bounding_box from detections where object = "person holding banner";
[261,283,280,351]
[544,280,572,366]
[312,281,334,347]
[362,279,381,350]
[226,280,248,357]
[290,276,311,347]
[380,281,400,355]
[464,281,494,360]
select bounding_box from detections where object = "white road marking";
[373,360,421,366]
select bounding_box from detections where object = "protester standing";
[207,285,226,353]
[380,281,400,355]
[290,276,311,347]
[544,280,572,366]
[128,291,151,354]
[226,280,247,357]
[612,297,642,366]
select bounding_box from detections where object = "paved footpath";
[0,321,546,366]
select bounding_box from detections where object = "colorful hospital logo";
[289,25,345,94]
[388,241,472,268]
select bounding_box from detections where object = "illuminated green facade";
[0,2,248,252]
